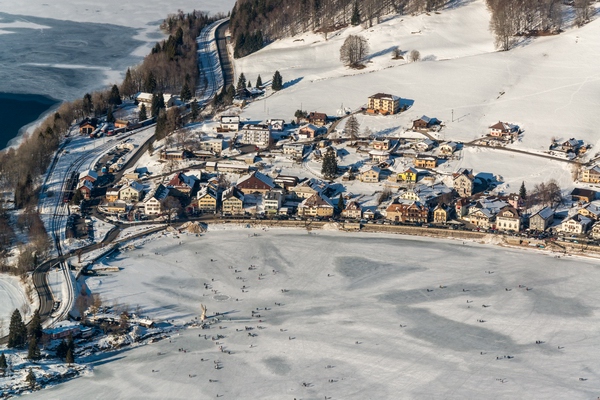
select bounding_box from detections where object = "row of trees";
[230,0,446,58]
[487,0,594,51]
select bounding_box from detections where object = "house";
[264,191,283,214]
[433,204,452,224]
[358,166,381,183]
[397,167,418,183]
[529,207,554,231]
[114,119,130,129]
[196,186,219,212]
[79,170,98,185]
[385,202,428,223]
[160,150,187,161]
[590,222,600,240]
[580,165,600,183]
[415,139,436,152]
[412,116,440,131]
[105,187,120,202]
[220,115,240,132]
[562,138,580,153]
[135,92,153,109]
[283,143,306,159]
[571,188,596,203]
[162,94,183,108]
[453,169,475,198]
[578,202,600,221]
[196,139,223,155]
[239,124,272,148]
[414,155,437,169]
[373,139,390,151]
[308,112,327,126]
[489,121,518,137]
[496,206,521,232]
[43,321,82,341]
[269,119,285,131]
[455,197,470,218]
[79,118,98,135]
[369,149,390,163]
[342,200,362,219]
[143,184,169,215]
[557,214,591,235]
[367,93,401,115]
[167,172,198,195]
[400,183,451,207]
[273,174,300,191]
[77,180,93,200]
[291,179,323,199]
[467,207,495,229]
[439,142,458,156]
[236,171,276,194]
[298,192,334,217]
[298,124,325,140]
[119,181,144,202]
[221,187,245,215]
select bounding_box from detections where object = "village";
[66,89,600,249]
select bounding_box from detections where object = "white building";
[557,215,591,235]
[239,124,272,148]
[143,184,169,215]
[220,115,240,132]
[263,191,283,213]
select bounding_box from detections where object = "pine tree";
[272,71,283,91]
[256,75,263,88]
[237,73,247,92]
[180,82,192,102]
[121,68,135,98]
[8,309,26,348]
[66,348,74,364]
[71,189,83,205]
[28,310,42,341]
[82,93,93,116]
[337,194,344,212]
[519,181,527,200]
[144,72,157,93]
[106,107,115,124]
[108,84,122,106]
[351,2,360,26]
[56,339,68,360]
[321,147,338,180]
[151,93,165,118]
[155,110,168,141]
[0,352,7,369]
[190,99,199,121]
[345,115,360,139]
[26,368,36,388]
[28,336,41,361]
[139,104,148,121]
[248,80,252,88]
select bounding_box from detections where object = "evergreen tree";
[294,109,307,124]
[180,82,192,102]
[337,194,344,212]
[55,339,68,360]
[151,93,165,118]
[82,93,93,115]
[0,352,7,369]
[27,336,41,361]
[66,348,74,364]
[8,309,26,348]
[121,68,136,98]
[519,181,527,200]
[272,71,283,91]
[144,72,157,93]
[106,107,115,124]
[256,75,263,88]
[190,99,200,121]
[28,310,42,341]
[108,84,122,106]
[237,73,247,92]
[155,110,168,140]
[248,80,252,88]
[321,147,338,180]
[138,104,148,121]
[71,189,83,205]
[225,84,236,105]
[351,2,361,26]
[26,368,36,388]
[345,115,360,139]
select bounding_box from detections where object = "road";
[215,20,234,89]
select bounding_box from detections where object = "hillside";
[233,0,600,191]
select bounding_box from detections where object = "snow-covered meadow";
[28,227,600,399]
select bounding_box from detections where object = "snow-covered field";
[28,227,600,399]
[0,276,29,336]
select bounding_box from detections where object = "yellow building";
[367,93,401,115]
[397,167,418,183]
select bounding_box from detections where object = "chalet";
[367,93,401,115]
[160,150,187,161]
[439,142,458,156]
[358,166,381,183]
[291,178,323,199]
[298,124,325,140]
[415,139,436,152]
[467,207,495,229]
[105,187,120,203]
[412,116,440,131]
[373,139,390,151]
[308,112,327,126]
[396,167,418,183]
[590,222,600,240]
[433,204,452,224]
[77,180,93,200]
[580,165,600,184]
[489,121,518,137]
[79,170,98,185]
[385,202,428,223]
[221,187,245,215]
[162,94,183,108]
[453,169,475,198]
[578,202,600,221]
[119,181,144,202]
[220,115,240,132]
[414,155,437,169]
[298,192,334,217]
[79,118,98,135]
[236,171,276,195]
[283,143,306,159]
[143,184,169,215]
[561,138,580,153]
[135,92,153,109]
[571,188,596,203]
[196,186,219,212]
[369,149,390,163]
[496,206,521,232]
[342,200,362,219]
[269,119,285,132]
[264,191,283,214]
[239,124,272,148]
[114,119,130,129]
[167,172,198,195]
[557,214,591,235]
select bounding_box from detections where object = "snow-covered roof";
[533,206,554,220]
[237,171,276,188]
[122,181,144,193]
[370,93,400,101]
[79,169,98,181]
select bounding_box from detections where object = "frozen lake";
[30,228,600,399]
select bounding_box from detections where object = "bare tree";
[340,35,370,68]
[409,49,421,62]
